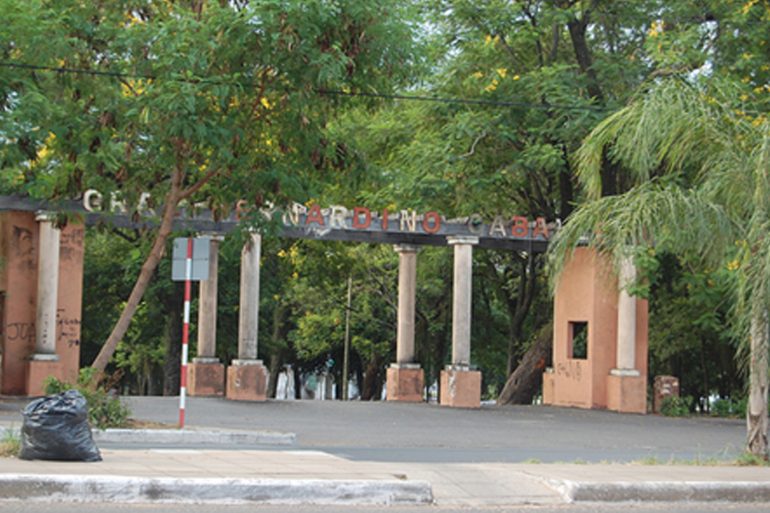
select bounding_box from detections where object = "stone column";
[440,236,481,408]
[238,231,260,361]
[449,236,478,367]
[227,231,268,401]
[189,234,225,396]
[614,256,638,373]
[34,212,60,359]
[196,235,223,360]
[27,212,64,396]
[395,244,418,364]
[386,244,424,402]
[607,254,646,414]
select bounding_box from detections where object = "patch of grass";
[635,456,664,465]
[634,452,767,467]
[736,452,770,466]
[124,419,176,429]
[521,458,542,464]
[0,429,20,458]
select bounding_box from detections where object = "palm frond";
[547,182,736,292]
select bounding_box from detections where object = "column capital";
[610,368,640,377]
[447,235,479,246]
[393,243,420,254]
[197,232,225,242]
[35,210,57,222]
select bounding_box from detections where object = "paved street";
[113,396,745,463]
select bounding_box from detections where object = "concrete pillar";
[387,244,423,402]
[189,234,225,397]
[448,235,478,367]
[614,256,638,374]
[34,212,60,359]
[440,236,481,408]
[27,212,65,396]
[238,231,260,361]
[607,253,646,414]
[196,235,223,360]
[227,231,267,401]
[395,244,418,364]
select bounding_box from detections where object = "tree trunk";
[505,254,537,376]
[163,282,184,396]
[498,325,553,405]
[267,353,282,399]
[92,170,183,372]
[361,353,383,401]
[566,14,604,103]
[747,310,769,457]
[266,303,287,398]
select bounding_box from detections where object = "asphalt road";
[119,397,744,463]
[0,395,746,463]
[3,502,769,513]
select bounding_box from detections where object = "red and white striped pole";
[179,237,193,428]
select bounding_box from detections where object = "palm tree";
[549,78,770,457]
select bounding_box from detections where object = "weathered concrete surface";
[0,474,432,505]
[527,464,770,503]
[2,451,770,506]
[91,428,295,446]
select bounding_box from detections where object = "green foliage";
[711,397,747,418]
[44,368,130,429]
[660,395,694,417]
[0,429,20,458]
[736,451,770,466]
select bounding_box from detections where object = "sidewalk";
[2,446,770,506]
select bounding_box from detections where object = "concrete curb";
[91,428,296,446]
[3,426,296,446]
[0,474,433,505]
[549,479,770,503]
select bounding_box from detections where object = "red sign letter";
[381,209,389,231]
[352,207,372,229]
[511,216,529,238]
[422,211,441,234]
[306,204,325,226]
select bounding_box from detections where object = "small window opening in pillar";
[569,321,588,359]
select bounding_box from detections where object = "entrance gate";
[0,195,647,412]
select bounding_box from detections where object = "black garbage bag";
[19,389,102,462]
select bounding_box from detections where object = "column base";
[27,355,63,397]
[542,368,555,405]
[607,369,646,414]
[439,366,481,408]
[386,364,424,402]
[188,359,225,397]
[226,360,268,402]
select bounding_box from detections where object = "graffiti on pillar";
[556,360,583,382]
[12,225,35,271]
[4,322,35,344]
[57,309,81,348]
[59,228,84,262]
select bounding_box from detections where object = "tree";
[549,78,770,456]
[0,0,418,372]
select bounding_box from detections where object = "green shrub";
[44,368,131,429]
[736,451,770,466]
[0,429,20,458]
[711,397,747,418]
[660,395,693,417]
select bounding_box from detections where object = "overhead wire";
[0,60,608,113]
